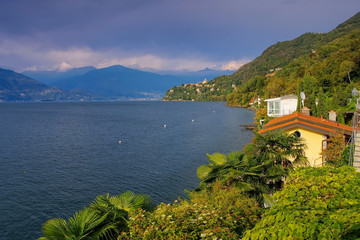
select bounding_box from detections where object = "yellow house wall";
[286,127,326,167]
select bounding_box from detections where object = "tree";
[321,132,346,166]
[302,75,315,107]
[246,131,308,192]
[89,191,154,238]
[39,191,153,240]
[197,131,308,204]
[296,91,302,112]
[265,77,286,97]
[196,152,269,204]
[309,89,317,116]
[296,82,303,112]
[316,87,327,118]
[339,60,356,83]
[39,207,115,240]
[242,166,360,240]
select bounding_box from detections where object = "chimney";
[301,107,311,116]
[328,110,337,122]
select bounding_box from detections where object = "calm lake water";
[0,101,254,239]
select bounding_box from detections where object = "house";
[249,97,261,107]
[264,94,298,117]
[258,111,353,167]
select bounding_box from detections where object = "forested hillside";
[163,12,360,106]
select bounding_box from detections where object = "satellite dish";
[300,92,306,100]
[300,92,305,108]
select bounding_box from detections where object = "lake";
[0,101,254,239]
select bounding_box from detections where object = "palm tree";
[39,207,115,240]
[196,130,308,205]
[39,191,153,240]
[89,191,154,236]
[197,151,269,204]
[248,130,308,191]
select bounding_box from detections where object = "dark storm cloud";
[0,0,359,71]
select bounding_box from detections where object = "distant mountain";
[0,68,97,102]
[51,65,188,100]
[22,66,96,85]
[21,65,232,100]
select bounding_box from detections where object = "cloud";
[1,0,359,72]
[0,38,251,72]
[221,60,249,71]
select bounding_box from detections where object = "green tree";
[296,91,302,112]
[309,89,317,116]
[302,75,315,107]
[39,208,114,240]
[197,131,308,204]
[339,60,356,83]
[321,132,346,166]
[296,82,303,112]
[39,191,153,240]
[246,131,308,192]
[316,87,327,118]
[89,191,154,238]
[242,166,360,240]
[196,152,269,204]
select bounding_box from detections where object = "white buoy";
[118,140,122,144]
[164,124,167,128]
[192,119,194,122]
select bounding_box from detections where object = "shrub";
[119,184,262,239]
[242,166,360,240]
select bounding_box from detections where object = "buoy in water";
[118,140,122,144]
[192,119,194,122]
[164,124,167,128]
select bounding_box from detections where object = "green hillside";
[163,12,360,104]
[228,28,360,113]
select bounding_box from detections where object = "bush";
[120,184,262,239]
[242,166,360,240]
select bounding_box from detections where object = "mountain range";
[24,66,233,100]
[0,68,98,102]
[4,11,359,103]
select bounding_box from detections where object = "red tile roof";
[259,112,353,135]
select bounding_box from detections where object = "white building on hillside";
[264,94,298,117]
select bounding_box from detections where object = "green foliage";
[164,12,360,115]
[321,133,347,167]
[196,151,268,204]
[247,131,308,181]
[197,131,308,205]
[340,144,352,167]
[39,207,115,240]
[316,87,327,118]
[242,166,360,240]
[163,75,233,102]
[39,191,153,240]
[120,184,262,239]
[164,13,360,109]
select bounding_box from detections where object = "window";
[268,100,280,116]
[293,130,301,137]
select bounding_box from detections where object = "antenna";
[300,92,305,108]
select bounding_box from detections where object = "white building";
[264,94,298,117]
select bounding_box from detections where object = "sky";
[0,0,359,73]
